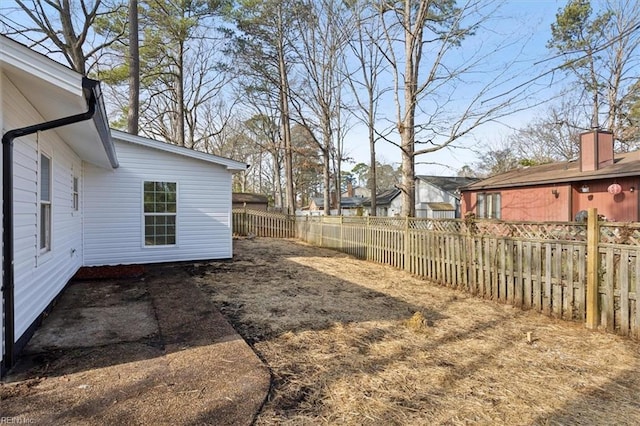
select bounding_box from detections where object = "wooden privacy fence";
[232,209,296,238]
[233,209,640,339]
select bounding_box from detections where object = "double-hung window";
[73,176,79,211]
[143,181,177,246]
[477,192,501,219]
[40,153,52,252]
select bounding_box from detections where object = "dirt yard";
[194,237,640,425]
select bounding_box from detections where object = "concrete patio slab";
[0,263,271,425]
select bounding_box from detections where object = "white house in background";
[0,36,246,375]
[360,176,477,218]
[363,188,403,216]
[415,176,479,218]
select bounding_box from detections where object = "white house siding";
[377,196,403,217]
[3,75,84,340]
[83,138,233,266]
[415,182,459,218]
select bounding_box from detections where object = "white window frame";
[477,192,501,219]
[72,175,79,211]
[39,151,52,255]
[142,181,178,247]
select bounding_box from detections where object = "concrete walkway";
[1,263,270,425]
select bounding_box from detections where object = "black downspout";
[1,77,99,375]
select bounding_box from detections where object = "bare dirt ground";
[194,237,640,425]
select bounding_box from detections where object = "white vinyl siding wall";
[3,75,84,341]
[83,138,233,265]
[415,180,461,218]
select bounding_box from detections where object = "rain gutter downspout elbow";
[1,77,102,376]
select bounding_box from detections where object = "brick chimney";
[347,181,354,197]
[580,130,614,172]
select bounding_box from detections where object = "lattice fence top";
[233,209,294,220]
[465,221,587,242]
[409,219,463,233]
[342,216,368,224]
[241,211,638,245]
[368,217,406,228]
[600,223,640,246]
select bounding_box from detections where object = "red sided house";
[461,130,640,222]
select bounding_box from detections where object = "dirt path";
[195,237,640,425]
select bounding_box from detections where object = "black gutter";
[1,77,105,375]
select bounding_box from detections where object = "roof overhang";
[0,36,117,169]
[112,130,248,171]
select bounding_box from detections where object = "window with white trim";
[73,176,79,211]
[40,153,52,252]
[477,192,501,219]
[143,181,177,246]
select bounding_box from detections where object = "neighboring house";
[1,36,246,375]
[232,192,269,211]
[362,188,402,216]
[460,130,640,222]
[307,196,366,216]
[342,184,370,198]
[415,176,478,218]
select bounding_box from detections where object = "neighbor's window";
[477,192,501,219]
[73,176,79,211]
[40,153,52,252]
[143,181,177,246]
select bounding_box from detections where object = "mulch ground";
[194,237,640,425]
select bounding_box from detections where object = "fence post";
[586,207,600,329]
[404,216,410,272]
[366,216,370,261]
[340,216,344,251]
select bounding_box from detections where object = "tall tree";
[128,0,139,134]
[244,112,285,208]
[291,125,323,208]
[620,79,640,147]
[344,0,389,215]
[290,0,351,215]
[231,0,301,214]
[548,0,640,149]
[140,0,229,147]
[377,0,533,216]
[1,0,125,74]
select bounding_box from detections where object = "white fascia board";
[111,130,248,171]
[0,35,82,97]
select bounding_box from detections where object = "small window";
[40,154,52,252]
[73,176,79,211]
[477,192,501,219]
[143,181,177,246]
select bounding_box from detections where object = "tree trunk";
[61,0,86,74]
[369,93,377,216]
[177,40,186,147]
[273,151,284,209]
[400,0,417,217]
[127,0,139,135]
[323,147,331,216]
[277,30,295,215]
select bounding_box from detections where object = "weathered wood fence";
[232,208,640,339]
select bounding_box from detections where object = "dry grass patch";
[194,237,640,425]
